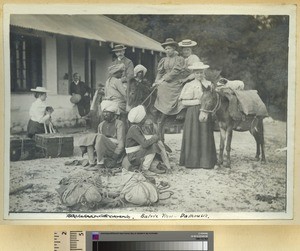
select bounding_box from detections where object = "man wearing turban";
[78,100,125,169]
[105,63,127,124]
[125,105,171,175]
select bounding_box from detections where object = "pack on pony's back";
[234,90,268,117]
[120,172,159,206]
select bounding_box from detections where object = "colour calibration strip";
[54,231,214,251]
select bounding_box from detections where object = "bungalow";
[9,15,164,134]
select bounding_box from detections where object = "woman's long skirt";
[27,119,45,138]
[179,105,217,169]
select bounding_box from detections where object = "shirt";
[179,79,211,106]
[29,98,47,123]
[70,80,90,96]
[111,56,134,82]
[105,76,127,113]
[98,119,125,155]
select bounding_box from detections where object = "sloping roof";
[10,15,165,52]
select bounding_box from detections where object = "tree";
[108,15,289,120]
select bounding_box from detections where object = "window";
[10,33,42,92]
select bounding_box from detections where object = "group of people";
[26,37,218,174]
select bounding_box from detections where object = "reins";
[199,92,221,114]
[141,85,158,107]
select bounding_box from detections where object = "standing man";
[70,73,91,117]
[111,44,134,87]
[105,64,127,124]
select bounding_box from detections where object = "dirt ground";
[8,119,288,217]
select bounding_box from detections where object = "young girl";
[179,62,217,169]
[27,87,52,138]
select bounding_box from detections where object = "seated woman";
[27,86,52,138]
[179,61,217,169]
[125,105,171,175]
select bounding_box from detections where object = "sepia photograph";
[3,4,296,220]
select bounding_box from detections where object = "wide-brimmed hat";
[70,94,82,104]
[134,64,147,77]
[108,63,125,75]
[188,61,210,70]
[161,38,178,48]
[112,44,127,52]
[30,86,51,93]
[178,39,197,47]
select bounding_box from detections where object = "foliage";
[108,15,290,120]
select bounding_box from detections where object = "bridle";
[199,92,221,114]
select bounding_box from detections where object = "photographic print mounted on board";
[3,4,296,220]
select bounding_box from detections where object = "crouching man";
[125,105,171,175]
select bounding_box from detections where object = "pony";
[199,85,266,168]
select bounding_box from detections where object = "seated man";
[79,100,125,170]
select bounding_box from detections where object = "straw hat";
[188,61,210,70]
[70,94,82,104]
[112,44,127,52]
[30,86,51,93]
[178,39,197,47]
[161,38,178,48]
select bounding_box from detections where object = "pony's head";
[199,85,219,122]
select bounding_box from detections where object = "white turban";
[128,105,146,123]
[134,64,147,77]
[101,100,119,113]
[108,63,125,75]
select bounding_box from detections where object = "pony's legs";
[225,127,233,168]
[259,120,266,163]
[218,125,226,165]
[157,113,167,142]
[157,113,172,153]
[252,118,266,163]
[254,135,261,161]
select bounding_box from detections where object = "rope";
[141,85,158,106]
[57,137,63,157]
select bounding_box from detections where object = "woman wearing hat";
[125,105,170,175]
[179,62,217,169]
[153,38,185,117]
[27,86,52,138]
[178,39,201,84]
